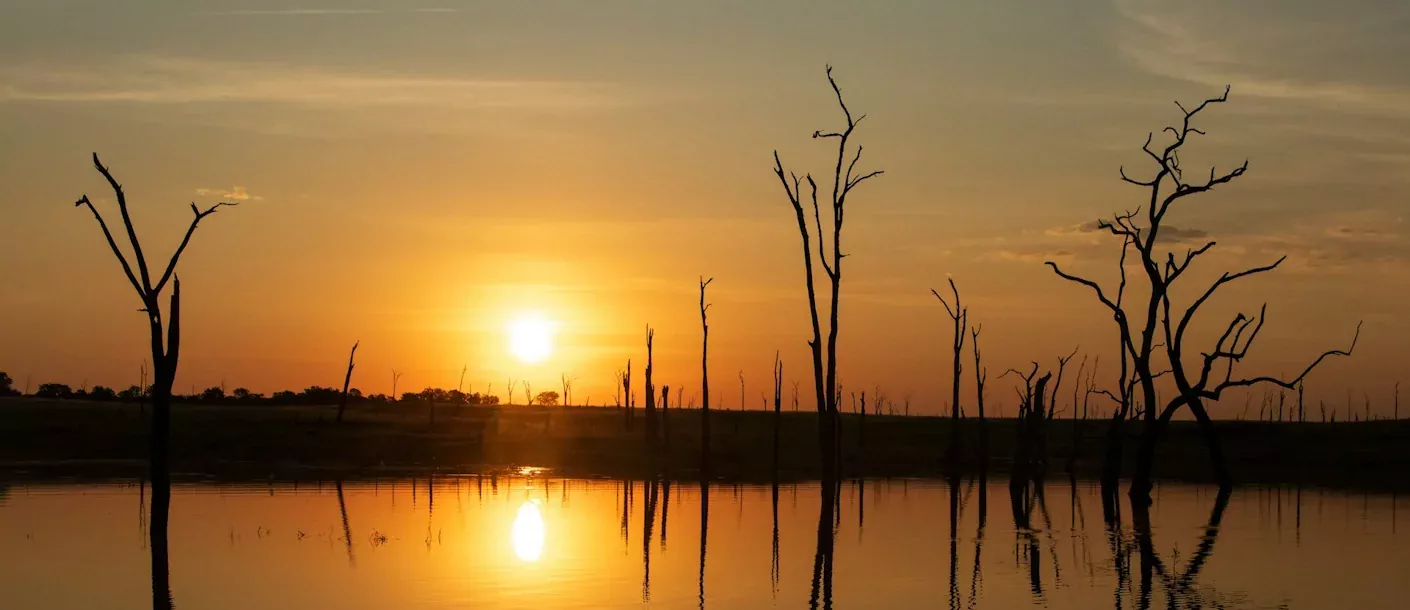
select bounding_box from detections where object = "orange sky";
[1,1,1406,416]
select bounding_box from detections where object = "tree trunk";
[337,342,358,424]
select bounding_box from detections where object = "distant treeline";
[0,371,538,406]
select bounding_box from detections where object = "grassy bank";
[1,397,1407,489]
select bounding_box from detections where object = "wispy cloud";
[196,186,262,201]
[1112,0,1410,118]
[1045,219,1208,243]
[200,7,458,17]
[0,55,648,112]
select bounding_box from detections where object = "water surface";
[0,476,1404,608]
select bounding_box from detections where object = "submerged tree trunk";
[645,326,656,448]
[337,341,359,424]
[700,278,713,469]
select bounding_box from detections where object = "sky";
[1,0,1407,417]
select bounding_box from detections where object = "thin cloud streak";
[198,8,458,17]
[0,56,649,111]
[1113,0,1410,118]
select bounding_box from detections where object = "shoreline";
[3,398,1407,491]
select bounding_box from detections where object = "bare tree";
[772,66,884,479]
[337,341,359,424]
[645,325,657,445]
[623,361,633,431]
[1051,87,1360,501]
[561,373,575,407]
[71,153,238,608]
[660,385,671,449]
[738,371,745,412]
[699,277,714,465]
[772,352,784,472]
[932,279,967,467]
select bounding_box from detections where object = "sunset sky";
[1,1,1406,416]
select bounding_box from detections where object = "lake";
[1,474,1405,608]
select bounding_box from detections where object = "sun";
[508,314,554,364]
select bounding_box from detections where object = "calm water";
[1,475,1406,609]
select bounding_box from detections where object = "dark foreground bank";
[2,397,1407,489]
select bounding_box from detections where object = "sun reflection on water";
[511,500,545,562]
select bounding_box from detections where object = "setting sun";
[508,315,555,364]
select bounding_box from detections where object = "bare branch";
[1119,166,1157,187]
[1174,256,1286,353]
[151,201,239,296]
[1046,262,1120,314]
[807,175,834,278]
[92,153,154,292]
[73,195,146,299]
[1208,321,1362,397]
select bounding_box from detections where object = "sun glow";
[508,314,555,364]
[511,500,546,562]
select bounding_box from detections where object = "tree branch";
[92,153,154,293]
[73,195,146,299]
[151,201,238,296]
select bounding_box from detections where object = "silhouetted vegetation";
[772,66,884,481]
[1047,87,1362,503]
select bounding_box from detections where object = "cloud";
[1044,220,1103,237]
[0,55,650,112]
[1158,226,1210,243]
[1325,226,1400,241]
[1112,0,1410,118]
[1045,219,1208,243]
[983,248,1076,264]
[196,186,261,201]
[200,8,457,16]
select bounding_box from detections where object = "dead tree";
[1051,86,1362,501]
[71,153,238,607]
[660,385,671,449]
[971,324,989,465]
[1003,364,1050,486]
[738,371,745,412]
[932,279,967,468]
[699,277,714,465]
[623,360,633,432]
[645,325,657,446]
[1298,381,1306,423]
[1066,355,1090,473]
[772,66,884,480]
[337,341,359,424]
[772,352,784,473]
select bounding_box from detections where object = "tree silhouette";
[970,324,989,466]
[699,276,713,465]
[932,279,966,468]
[645,325,656,445]
[772,66,884,480]
[337,341,359,424]
[71,153,237,609]
[0,372,16,397]
[1047,88,1360,502]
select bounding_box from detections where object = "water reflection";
[512,501,545,562]
[0,477,1406,608]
